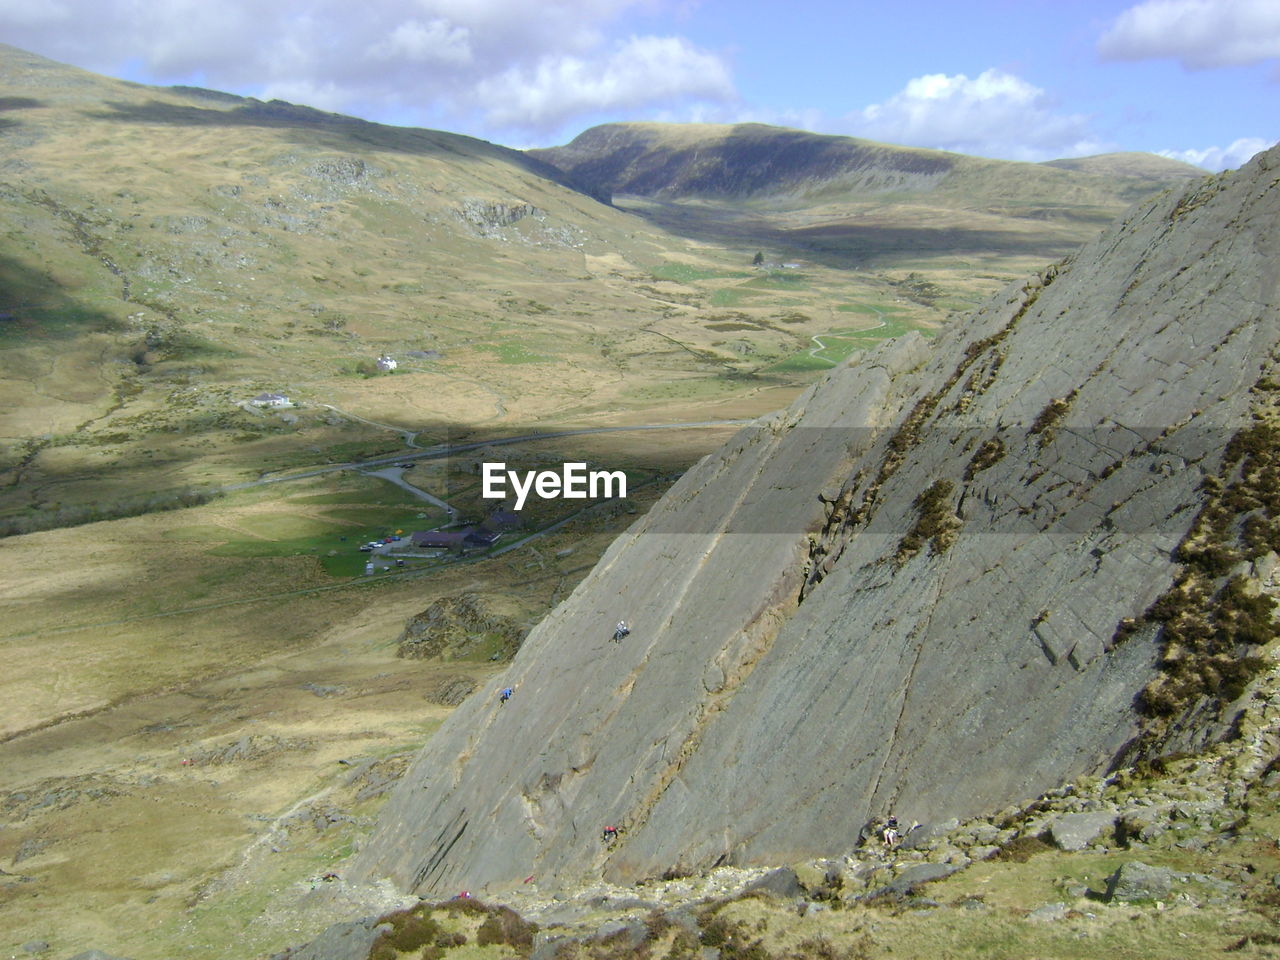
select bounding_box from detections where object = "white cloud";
[1158,137,1276,170]
[0,0,70,26]
[477,35,734,128]
[0,0,733,137]
[843,70,1106,162]
[369,19,473,66]
[1099,0,1280,68]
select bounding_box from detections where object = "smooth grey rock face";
[1049,812,1118,851]
[354,145,1280,898]
[266,918,390,960]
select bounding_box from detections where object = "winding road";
[361,465,457,515]
[0,420,754,650]
[229,418,754,493]
[807,304,888,365]
[318,403,422,448]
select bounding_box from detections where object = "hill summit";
[354,143,1279,898]
[530,122,1204,206]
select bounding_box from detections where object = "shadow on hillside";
[784,221,1082,268]
[624,199,1084,270]
[85,99,592,197]
[0,97,42,131]
[0,251,122,339]
[0,414,712,542]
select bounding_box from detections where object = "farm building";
[411,530,470,551]
[464,527,500,547]
[486,509,523,531]
[251,392,292,408]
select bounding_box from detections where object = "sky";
[1,0,1276,170]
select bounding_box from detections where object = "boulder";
[529,936,568,960]
[1119,804,1173,843]
[592,920,647,948]
[742,866,803,899]
[969,823,1001,845]
[1105,861,1175,901]
[266,917,391,960]
[865,862,961,899]
[1049,811,1117,851]
[898,819,959,850]
[790,860,829,893]
[1025,903,1070,922]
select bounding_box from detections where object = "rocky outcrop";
[396,594,525,662]
[267,917,390,960]
[454,199,541,231]
[354,145,1279,898]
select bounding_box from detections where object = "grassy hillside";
[1,50,1018,536]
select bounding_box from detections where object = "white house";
[376,354,398,372]
[251,392,292,408]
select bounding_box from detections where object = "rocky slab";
[354,145,1280,898]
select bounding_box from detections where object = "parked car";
[390,535,402,541]
[359,544,374,552]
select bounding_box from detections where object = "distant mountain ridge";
[1042,152,1210,180]
[530,122,1205,209]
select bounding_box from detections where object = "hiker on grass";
[613,620,630,642]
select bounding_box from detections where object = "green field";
[745,269,811,289]
[709,286,762,306]
[157,478,447,577]
[475,341,554,363]
[768,309,936,372]
[651,262,752,283]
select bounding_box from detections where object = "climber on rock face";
[499,686,514,705]
[602,825,619,843]
[882,815,900,848]
[613,620,630,642]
